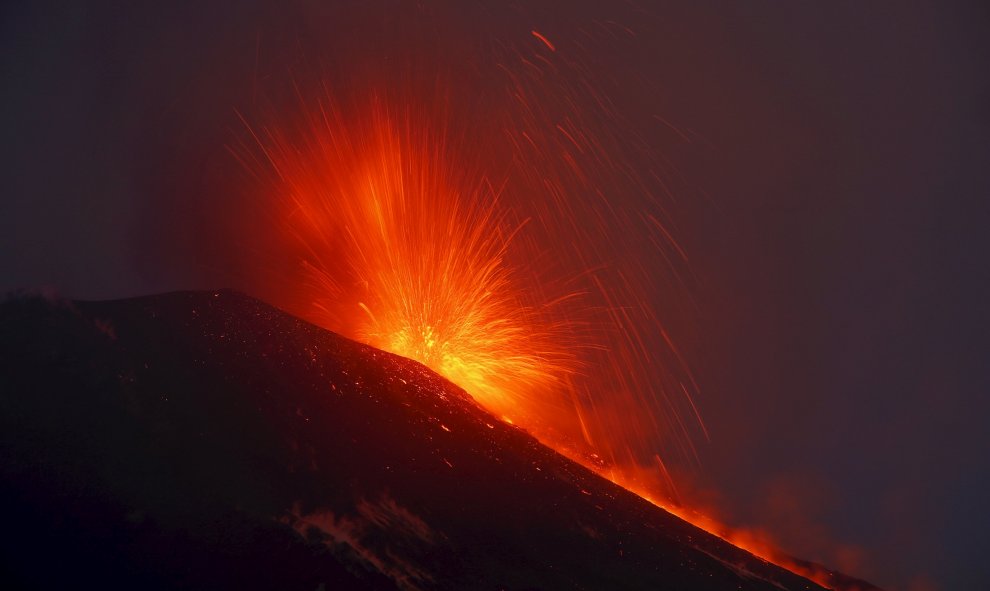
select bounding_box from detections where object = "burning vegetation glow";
[235,26,845,590]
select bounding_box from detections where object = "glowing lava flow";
[236,24,709,512]
[234,18,856,583]
[240,92,838,589]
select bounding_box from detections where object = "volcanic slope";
[1,290,837,590]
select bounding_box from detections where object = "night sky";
[2,2,988,590]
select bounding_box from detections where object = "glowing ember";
[238,73,708,502]
[236,23,843,590]
[236,62,709,538]
[240,96,578,425]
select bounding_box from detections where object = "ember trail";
[236,16,859,576]
[247,97,577,424]
[242,83,706,490]
[243,82,694,505]
[241,85,839,588]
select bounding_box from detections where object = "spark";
[531,30,556,52]
[239,52,706,513]
[245,94,579,425]
[236,20,839,589]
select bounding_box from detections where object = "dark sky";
[2,2,988,589]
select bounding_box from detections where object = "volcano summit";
[0,290,876,590]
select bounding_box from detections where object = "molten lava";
[235,25,850,591]
[242,96,578,425]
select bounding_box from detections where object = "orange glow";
[237,21,851,587]
[243,96,578,425]
[531,30,556,52]
[602,470,844,590]
[241,92,839,587]
[238,39,707,510]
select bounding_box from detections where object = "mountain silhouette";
[0,290,876,590]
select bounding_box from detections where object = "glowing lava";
[240,95,579,425]
[236,25,847,590]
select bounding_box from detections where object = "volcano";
[0,290,876,590]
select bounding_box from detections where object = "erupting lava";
[241,96,578,424]
[235,25,848,590]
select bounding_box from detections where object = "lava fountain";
[233,23,841,589]
[238,93,580,427]
[236,80,702,493]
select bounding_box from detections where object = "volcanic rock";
[0,290,851,590]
